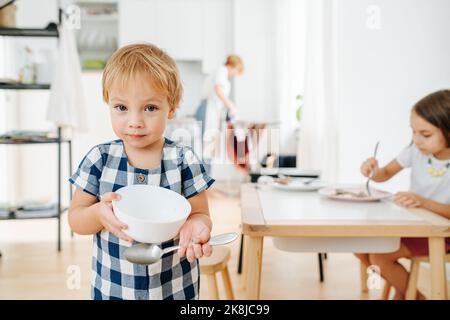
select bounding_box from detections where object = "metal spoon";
[366,141,380,196]
[124,232,239,265]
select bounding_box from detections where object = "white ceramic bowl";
[112,185,191,243]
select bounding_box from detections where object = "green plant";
[295,94,303,122]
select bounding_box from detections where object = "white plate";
[258,167,321,177]
[318,184,392,202]
[271,179,326,191]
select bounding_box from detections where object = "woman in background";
[195,55,244,175]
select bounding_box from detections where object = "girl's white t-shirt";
[396,144,450,204]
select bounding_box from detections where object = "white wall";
[16,0,58,28]
[336,0,450,192]
[118,0,233,71]
[232,0,277,122]
[175,61,205,118]
[202,0,234,74]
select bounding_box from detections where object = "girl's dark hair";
[413,89,450,147]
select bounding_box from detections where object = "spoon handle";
[162,245,181,255]
[208,232,239,246]
[162,232,239,255]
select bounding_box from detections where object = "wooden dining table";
[240,183,450,299]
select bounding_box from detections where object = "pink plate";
[318,184,393,202]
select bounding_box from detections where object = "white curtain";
[274,0,306,155]
[297,0,339,183]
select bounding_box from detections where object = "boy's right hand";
[361,157,379,178]
[96,192,133,243]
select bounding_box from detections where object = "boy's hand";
[394,192,423,208]
[178,214,212,263]
[96,192,133,242]
[361,157,379,178]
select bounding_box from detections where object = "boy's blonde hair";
[225,55,244,75]
[102,43,183,108]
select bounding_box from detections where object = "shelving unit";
[0,137,67,144]
[0,16,72,252]
[0,208,61,220]
[0,83,50,90]
[0,26,58,37]
[74,0,118,70]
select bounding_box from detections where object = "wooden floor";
[0,186,447,300]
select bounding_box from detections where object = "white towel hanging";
[46,16,87,132]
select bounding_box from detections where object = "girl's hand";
[178,215,212,263]
[96,192,133,242]
[361,157,379,178]
[394,192,423,208]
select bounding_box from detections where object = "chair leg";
[237,234,244,274]
[221,266,235,300]
[405,259,420,300]
[206,274,219,300]
[381,281,392,300]
[360,262,369,293]
[318,253,324,282]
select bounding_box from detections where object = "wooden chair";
[199,246,234,300]
[381,253,450,300]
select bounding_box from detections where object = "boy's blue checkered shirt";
[69,138,214,300]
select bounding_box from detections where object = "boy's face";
[108,73,175,150]
[410,111,448,155]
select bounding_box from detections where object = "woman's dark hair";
[413,89,450,147]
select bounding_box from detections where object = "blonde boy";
[68,43,214,300]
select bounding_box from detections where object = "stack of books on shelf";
[14,201,57,218]
[0,130,55,143]
[0,77,20,85]
[0,202,14,219]
[0,201,57,218]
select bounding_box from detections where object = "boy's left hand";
[394,192,423,208]
[178,214,212,263]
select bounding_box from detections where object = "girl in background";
[356,89,450,299]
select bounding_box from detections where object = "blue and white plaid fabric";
[69,138,214,300]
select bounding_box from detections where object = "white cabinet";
[119,0,204,61]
